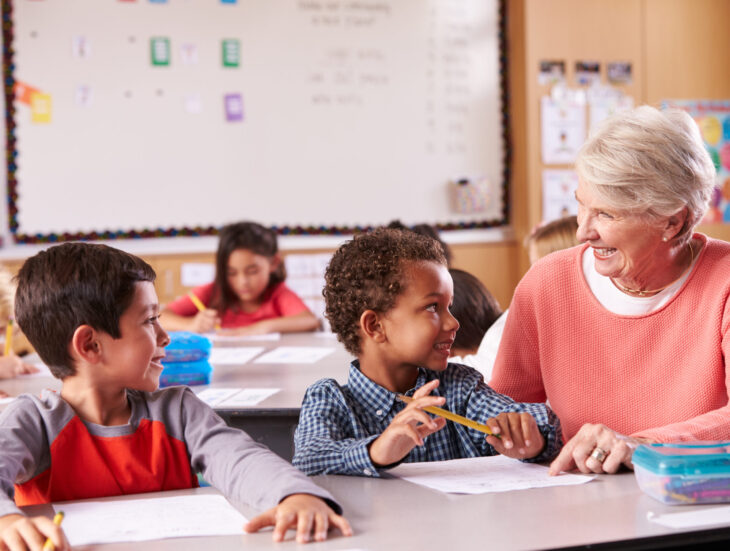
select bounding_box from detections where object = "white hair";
[575,105,716,244]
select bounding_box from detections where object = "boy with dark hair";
[0,242,351,549]
[293,228,562,476]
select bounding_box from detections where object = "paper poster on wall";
[588,87,634,133]
[662,100,730,223]
[221,39,240,67]
[224,93,243,121]
[150,37,170,66]
[75,85,93,107]
[72,36,91,59]
[180,43,198,65]
[542,169,579,222]
[14,82,40,105]
[538,60,565,85]
[575,61,600,86]
[607,61,632,84]
[540,95,586,164]
[30,93,52,123]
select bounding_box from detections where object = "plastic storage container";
[633,442,730,505]
[160,331,213,387]
[159,359,213,387]
[163,331,212,363]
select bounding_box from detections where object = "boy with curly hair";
[293,228,562,476]
[0,243,351,549]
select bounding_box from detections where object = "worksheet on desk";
[55,494,247,545]
[208,346,265,365]
[390,455,594,494]
[254,346,335,364]
[210,332,281,343]
[196,387,280,407]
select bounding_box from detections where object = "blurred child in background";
[0,267,38,397]
[162,221,319,336]
[447,268,502,366]
[451,215,579,381]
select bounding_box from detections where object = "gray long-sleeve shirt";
[0,386,339,518]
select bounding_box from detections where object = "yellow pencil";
[188,291,207,312]
[397,394,499,437]
[4,319,13,357]
[42,511,64,551]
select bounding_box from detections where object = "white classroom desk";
[21,472,730,550]
[0,332,351,460]
[200,332,351,460]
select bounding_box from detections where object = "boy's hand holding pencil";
[483,411,546,460]
[388,384,545,461]
[368,379,447,467]
[0,511,69,551]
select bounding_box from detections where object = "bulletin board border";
[3,0,510,244]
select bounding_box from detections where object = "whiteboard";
[7,0,505,242]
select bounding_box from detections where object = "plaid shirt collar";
[347,360,432,423]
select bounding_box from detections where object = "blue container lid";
[165,331,211,355]
[633,442,730,476]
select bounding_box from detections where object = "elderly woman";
[490,105,728,475]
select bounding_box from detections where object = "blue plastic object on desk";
[159,332,213,387]
[159,359,212,388]
[163,331,212,363]
[633,441,730,505]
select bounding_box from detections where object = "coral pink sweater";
[490,234,730,443]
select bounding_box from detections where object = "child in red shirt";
[163,221,319,336]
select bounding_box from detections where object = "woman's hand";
[548,423,646,475]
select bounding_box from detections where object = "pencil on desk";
[42,511,64,551]
[4,319,13,357]
[397,394,499,437]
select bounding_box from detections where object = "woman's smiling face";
[575,179,666,285]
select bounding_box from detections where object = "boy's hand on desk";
[244,493,352,544]
[0,513,69,551]
[369,380,447,467]
[190,310,220,333]
[485,412,545,460]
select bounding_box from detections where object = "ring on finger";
[590,447,608,463]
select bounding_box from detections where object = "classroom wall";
[507,0,730,281]
[3,0,730,311]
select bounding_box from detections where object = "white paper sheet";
[389,455,594,494]
[254,346,334,364]
[18,363,53,378]
[55,494,248,545]
[208,347,265,365]
[647,506,730,529]
[210,332,281,343]
[196,387,280,408]
[217,388,280,408]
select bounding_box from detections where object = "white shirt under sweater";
[582,247,698,315]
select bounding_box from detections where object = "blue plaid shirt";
[293,361,562,477]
